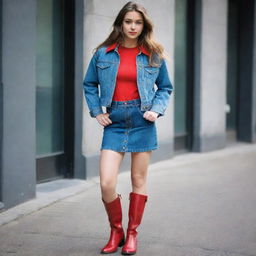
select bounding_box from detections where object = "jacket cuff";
[89,107,103,118]
[150,105,164,117]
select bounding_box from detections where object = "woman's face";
[122,11,144,42]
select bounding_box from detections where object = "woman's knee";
[100,179,116,192]
[131,173,146,189]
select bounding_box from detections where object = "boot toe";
[101,247,118,254]
[121,249,136,255]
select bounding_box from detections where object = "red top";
[112,45,140,101]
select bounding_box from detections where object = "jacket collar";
[106,42,150,56]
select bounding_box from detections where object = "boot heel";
[118,237,125,247]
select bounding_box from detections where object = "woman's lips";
[129,32,137,35]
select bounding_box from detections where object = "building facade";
[0,0,255,210]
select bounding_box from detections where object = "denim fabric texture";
[83,44,173,118]
[101,99,157,152]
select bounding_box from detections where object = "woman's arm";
[83,51,104,118]
[150,59,173,117]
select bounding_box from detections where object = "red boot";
[121,192,148,255]
[101,194,125,254]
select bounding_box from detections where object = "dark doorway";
[174,0,194,152]
[226,0,239,143]
[227,0,256,143]
[36,0,74,183]
[236,0,256,142]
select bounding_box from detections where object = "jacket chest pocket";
[144,67,159,82]
[96,62,112,82]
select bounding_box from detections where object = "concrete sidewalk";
[0,143,256,256]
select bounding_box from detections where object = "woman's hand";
[96,113,112,126]
[143,111,159,122]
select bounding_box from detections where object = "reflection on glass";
[174,0,187,137]
[36,0,64,156]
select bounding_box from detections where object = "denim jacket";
[83,43,173,118]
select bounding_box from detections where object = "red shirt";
[112,45,140,101]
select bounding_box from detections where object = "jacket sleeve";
[83,50,103,118]
[150,59,173,117]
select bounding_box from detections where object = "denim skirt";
[101,99,158,152]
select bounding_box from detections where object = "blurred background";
[0,0,255,210]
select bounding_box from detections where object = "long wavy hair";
[95,1,167,67]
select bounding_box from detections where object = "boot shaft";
[102,194,123,230]
[128,192,148,231]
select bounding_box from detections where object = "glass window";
[36,0,64,156]
[174,0,188,148]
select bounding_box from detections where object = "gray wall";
[0,0,3,207]
[193,0,228,152]
[82,0,175,177]
[1,0,36,209]
[74,0,86,179]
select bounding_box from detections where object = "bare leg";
[130,151,152,195]
[100,149,125,203]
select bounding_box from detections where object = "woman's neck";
[121,39,138,48]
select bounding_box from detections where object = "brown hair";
[95,1,166,67]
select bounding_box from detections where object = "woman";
[83,1,173,255]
